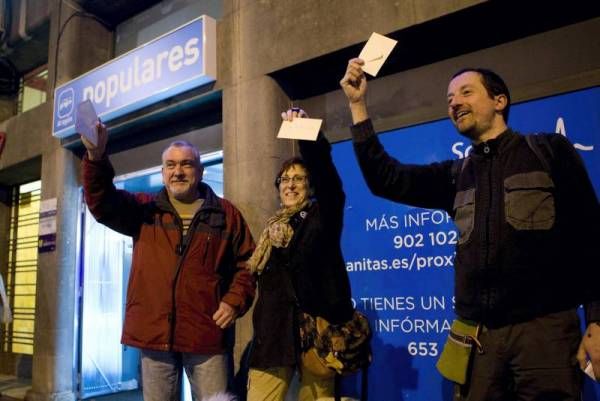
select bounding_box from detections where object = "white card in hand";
[584,360,598,381]
[76,99,99,146]
[358,32,398,77]
[277,118,322,141]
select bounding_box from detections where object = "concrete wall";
[0,96,17,123]
[218,0,484,86]
[302,16,600,141]
[0,103,49,174]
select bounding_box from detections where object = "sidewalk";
[0,374,30,400]
[0,375,142,400]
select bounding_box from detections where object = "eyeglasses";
[276,175,307,185]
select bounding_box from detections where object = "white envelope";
[277,118,323,141]
[584,360,598,382]
[358,32,398,77]
[76,99,99,146]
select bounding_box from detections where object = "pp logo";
[57,88,75,119]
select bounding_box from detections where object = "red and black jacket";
[83,155,256,353]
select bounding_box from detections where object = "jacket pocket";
[504,171,555,230]
[453,188,475,245]
[195,277,219,315]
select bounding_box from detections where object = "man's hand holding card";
[76,100,107,160]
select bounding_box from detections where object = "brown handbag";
[298,310,372,378]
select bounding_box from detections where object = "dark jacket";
[352,119,600,326]
[249,134,354,368]
[82,155,256,354]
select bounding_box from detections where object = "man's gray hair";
[161,140,202,167]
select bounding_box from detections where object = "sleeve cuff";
[83,152,109,164]
[585,302,600,325]
[350,119,376,142]
[222,293,244,313]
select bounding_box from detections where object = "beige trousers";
[247,366,334,401]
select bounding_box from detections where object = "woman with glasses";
[245,109,354,401]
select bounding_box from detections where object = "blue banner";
[332,86,600,400]
[52,15,216,139]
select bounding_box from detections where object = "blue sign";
[52,15,216,139]
[332,86,600,400]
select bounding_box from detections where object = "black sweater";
[249,134,354,368]
[352,119,600,327]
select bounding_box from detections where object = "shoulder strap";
[525,133,555,173]
[334,374,341,401]
[451,156,470,185]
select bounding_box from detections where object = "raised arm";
[340,59,456,212]
[81,121,148,237]
[281,109,345,230]
[352,119,456,213]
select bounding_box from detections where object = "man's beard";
[454,122,482,141]
[168,183,196,201]
[456,127,480,141]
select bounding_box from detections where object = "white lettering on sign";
[451,116,595,157]
[82,37,201,108]
[451,141,472,159]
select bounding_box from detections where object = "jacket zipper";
[168,212,202,350]
[483,144,492,316]
[203,234,212,262]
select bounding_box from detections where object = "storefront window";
[17,66,47,114]
[2,180,41,355]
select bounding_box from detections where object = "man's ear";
[495,94,508,114]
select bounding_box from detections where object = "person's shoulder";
[200,184,249,226]
[218,196,235,211]
[529,132,576,156]
[199,183,226,208]
[544,132,572,147]
[216,196,247,220]
[148,188,169,207]
[522,131,568,144]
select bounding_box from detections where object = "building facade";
[1,1,599,400]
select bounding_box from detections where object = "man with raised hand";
[81,123,255,401]
[340,58,600,400]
